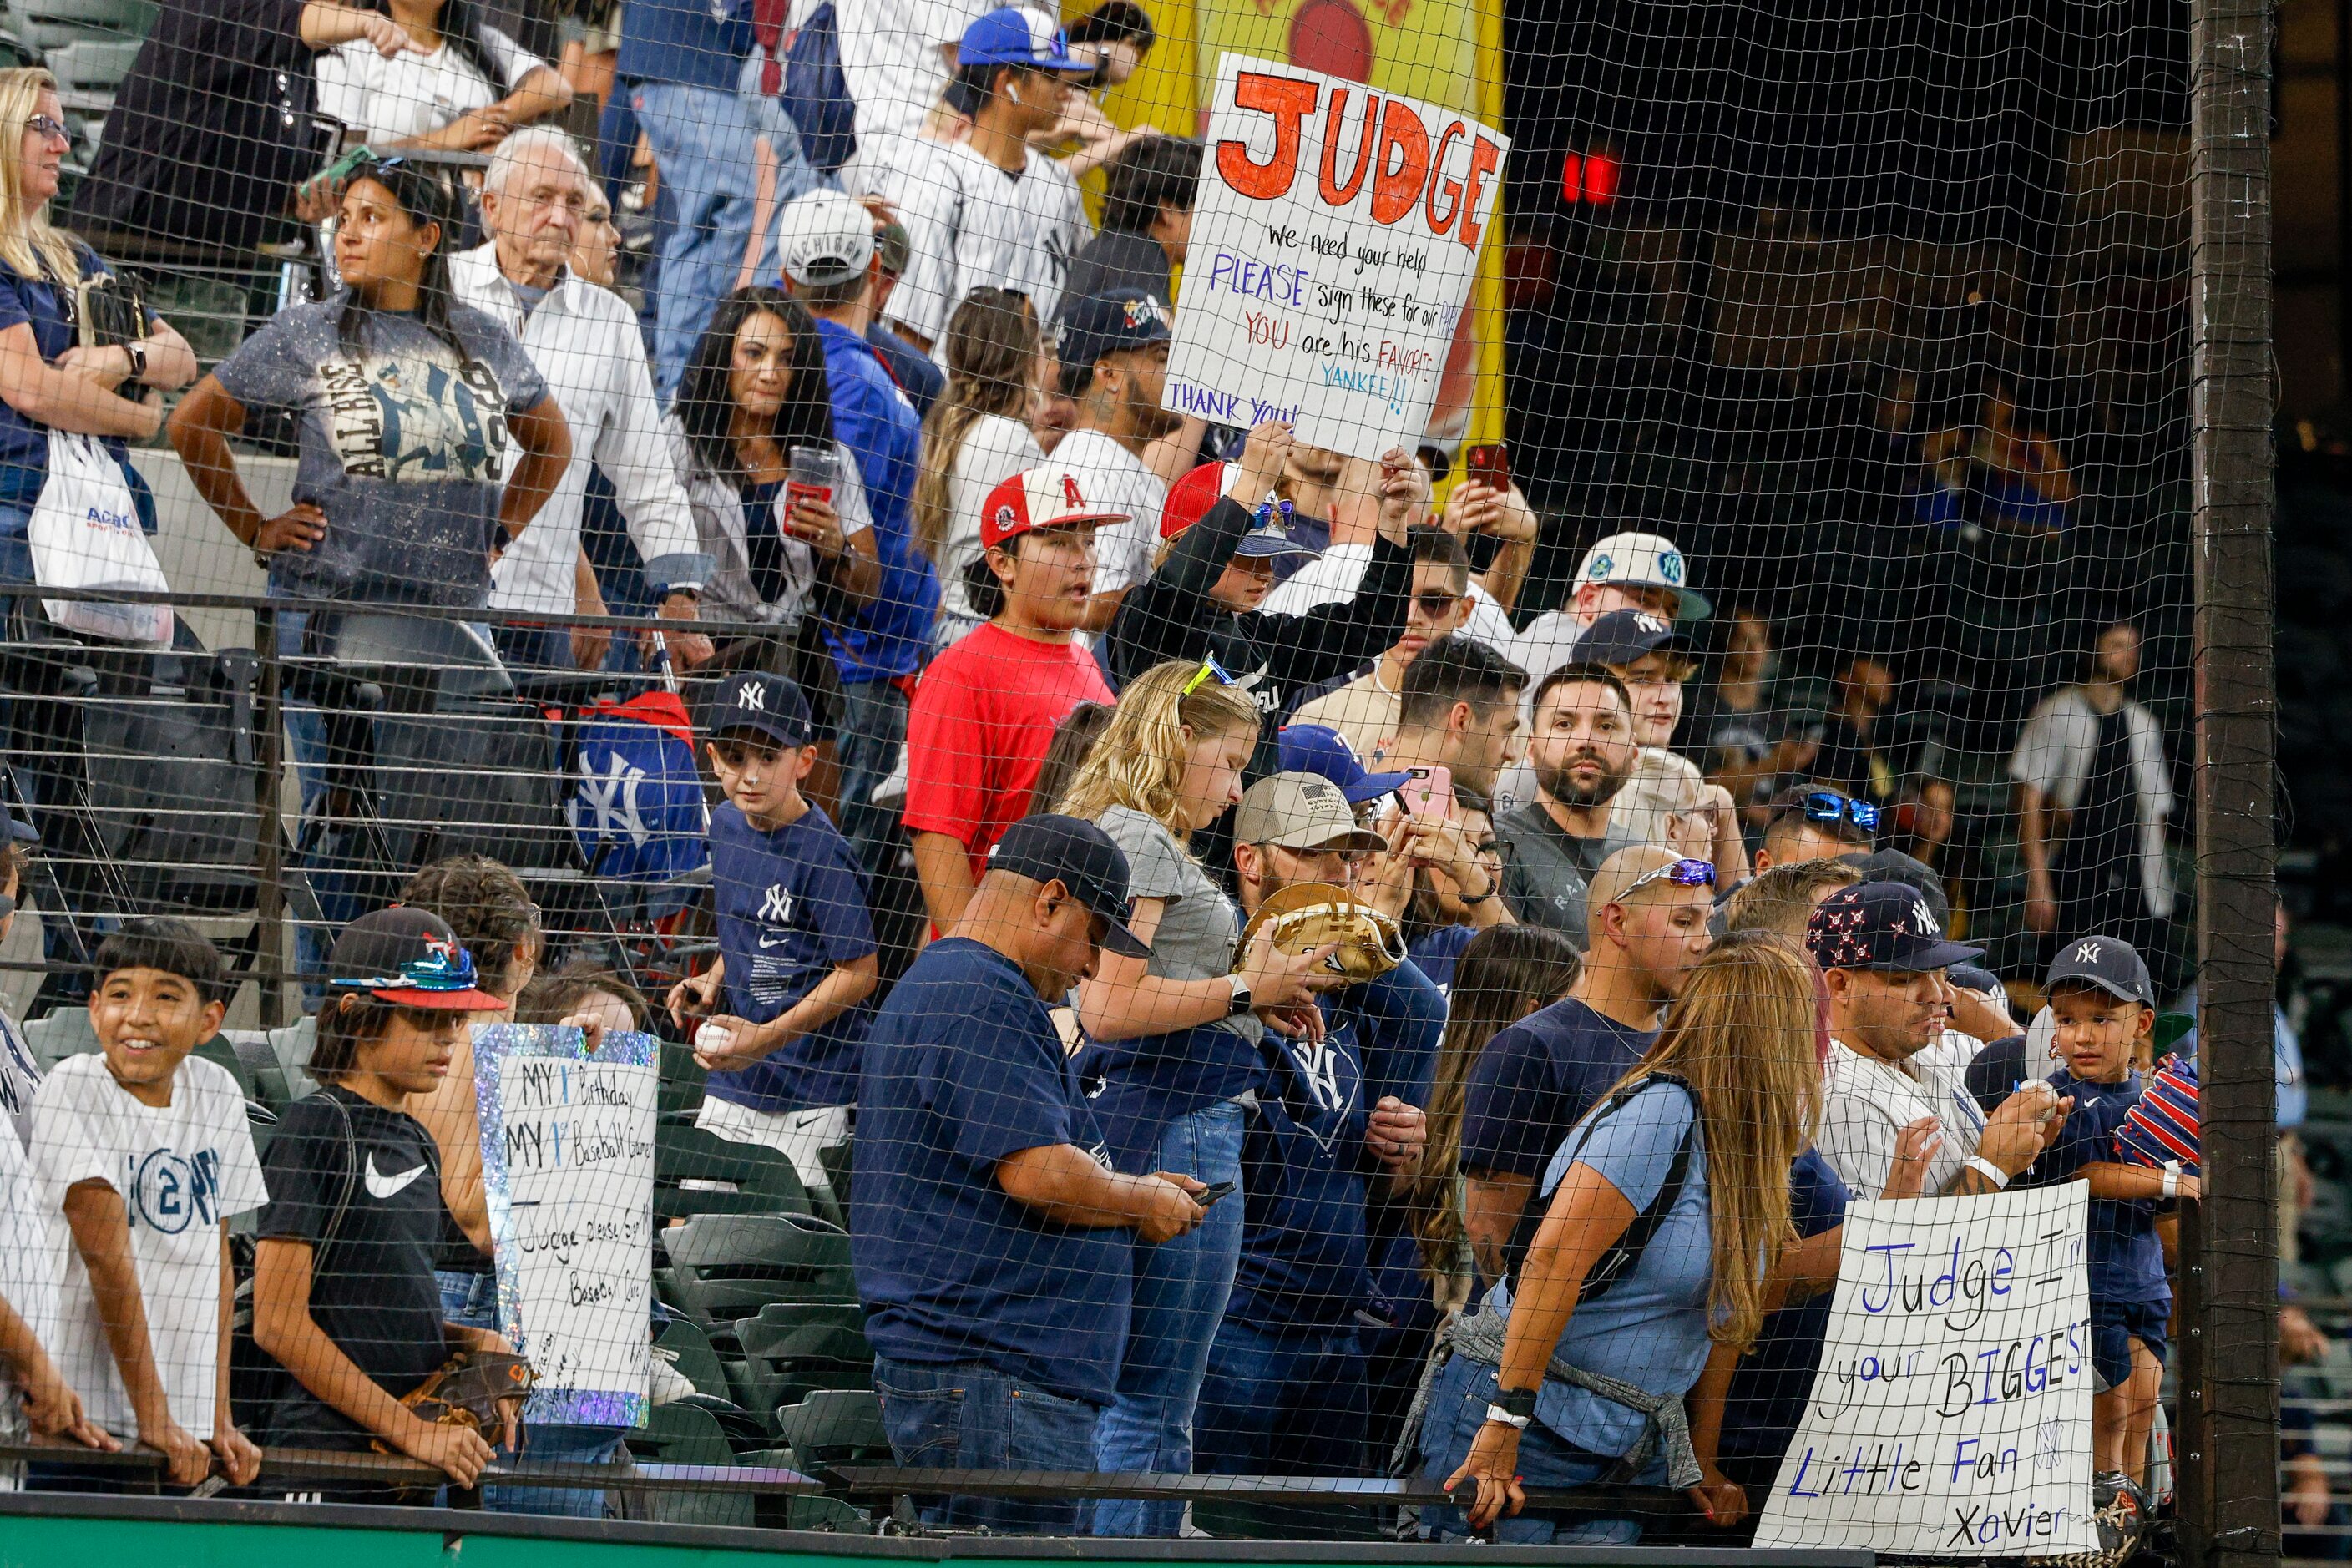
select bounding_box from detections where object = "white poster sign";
[1163,53,1508,462]
[475,1024,658,1426]
[1753,1186,2098,1558]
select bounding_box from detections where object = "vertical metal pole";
[2188,0,2279,1563]
[2338,0,2350,397]
[253,609,291,1029]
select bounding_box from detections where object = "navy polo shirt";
[2019,1068,2168,1312]
[703,800,878,1114]
[1458,997,1657,1180]
[851,938,1132,1406]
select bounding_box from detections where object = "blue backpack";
[782,2,857,176]
[567,692,709,887]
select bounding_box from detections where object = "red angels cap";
[1161,461,1232,540]
[979,466,1133,551]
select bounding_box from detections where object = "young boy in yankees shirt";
[669,674,879,1192]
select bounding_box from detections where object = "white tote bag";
[25,427,172,646]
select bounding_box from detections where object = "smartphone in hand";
[1197,1180,1237,1206]
[1400,765,1454,822]
[1464,443,1509,490]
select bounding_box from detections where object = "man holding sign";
[1163,55,1507,463]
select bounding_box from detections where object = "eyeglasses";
[518,186,590,215]
[25,114,67,142]
[1413,590,1466,619]
[1620,857,1717,897]
[1183,655,1236,695]
[331,941,484,996]
[1799,789,1881,832]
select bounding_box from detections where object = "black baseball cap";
[326,907,503,1009]
[702,672,816,749]
[1840,847,1950,929]
[2045,934,2156,1008]
[1947,963,2004,997]
[986,813,1151,957]
[1574,609,1692,669]
[1054,288,1171,372]
[1805,881,1984,974]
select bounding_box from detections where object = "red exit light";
[1560,151,1621,206]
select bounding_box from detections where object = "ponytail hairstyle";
[1054,659,1260,842]
[913,287,1039,564]
[335,157,473,372]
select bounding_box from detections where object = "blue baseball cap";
[959,6,1095,72]
[1278,723,1411,805]
[701,672,816,749]
[1053,288,1172,372]
[1805,881,1983,974]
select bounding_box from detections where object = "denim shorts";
[2090,1297,2170,1390]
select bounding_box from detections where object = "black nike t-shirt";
[256,1087,451,1446]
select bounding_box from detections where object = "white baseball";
[695,1022,734,1055]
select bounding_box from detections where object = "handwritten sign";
[1163,53,1508,461]
[1753,1186,2097,1559]
[474,1024,657,1427]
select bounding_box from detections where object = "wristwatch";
[1484,1384,1539,1429]
[1226,973,1254,1018]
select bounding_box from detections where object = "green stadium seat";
[21,1005,94,1069]
[657,1038,706,1118]
[653,1317,731,1401]
[737,1300,867,1338]
[623,1401,752,1528]
[654,1123,813,1222]
[726,1319,872,1432]
[660,1212,855,1325]
[732,1449,872,1532]
[774,1389,890,1468]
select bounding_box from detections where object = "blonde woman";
[1424,931,1822,1543]
[913,287,1043,649]
[0,66,195,586]
[1056,657,1340,1537]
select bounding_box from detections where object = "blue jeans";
[736,53,825,226]
[1196,1316,1369,1478]
[631,81,763,402]
[438,1270,626,1518]
[832,676,906,878]
[873,1356,1101,1535]
[1090,1098,1247,1538]
[1416,1353,1663,1544]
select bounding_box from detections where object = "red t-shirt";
[903,622,1116,873]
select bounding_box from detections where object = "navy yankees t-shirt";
[2018,1067,2168,1311]
[1718,1147,1849,1464]
[705,799,878,1114]
[1459,997,1657,1180]
[852,938,1132,1406]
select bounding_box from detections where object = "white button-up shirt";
[1818,1032,1990,1198]
[450,244,709,616]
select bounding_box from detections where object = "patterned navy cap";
[1805,880,1984,973]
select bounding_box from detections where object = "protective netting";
[0,0,2278,1553]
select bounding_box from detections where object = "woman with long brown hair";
[913,287,1042,648]
[1410,924,1581,1308]
[1421,931,1822,1543]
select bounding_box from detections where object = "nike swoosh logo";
[365,1154,429,1199]
[757,933,789,948]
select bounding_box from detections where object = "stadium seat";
[265,1014,321,1102]
[652,1316,731,1402]
[622,1402,752,1528]
[727,1319,873,1432]
[19,1012,286,1111]
[660,1212,854,1325]
[654,1123,815,1222]
[773,1389,890,1468]
[657,1039,706,1119]
[728,1450,871,1532]
[736,1300,867,1338]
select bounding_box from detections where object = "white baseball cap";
[1571,529,1710,620]
[775,190,875,288]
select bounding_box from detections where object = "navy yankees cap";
[988,814,1151,958]
[1805,880,1983,974]
[702,672,816,749]
[1054,288,1171,372]
[2045,933,2156,1009]
[1840,847,1950,930]
[1574,608,1692,669]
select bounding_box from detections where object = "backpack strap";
[1503,1070,1698,1301]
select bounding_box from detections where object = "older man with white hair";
[453,127,712,671]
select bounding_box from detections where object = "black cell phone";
[1197,1180,1237,1206]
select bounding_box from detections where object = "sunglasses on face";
[1413,591,1465,618]
[1621,857,1717,897]
[1801,789,1881,832]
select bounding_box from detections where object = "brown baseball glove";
[1239,881,1406,986]
[372,1349,536,1454]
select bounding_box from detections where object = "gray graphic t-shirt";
[215,301,548,607]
